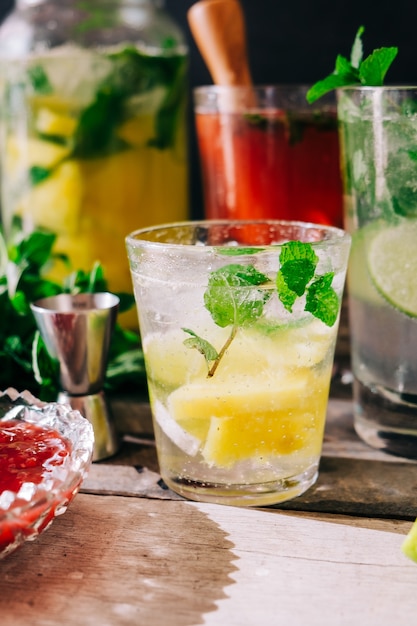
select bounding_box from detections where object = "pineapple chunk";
[17,161,83,234]
[169,374,311,422]
[202,409,323,468]
[6,136,70,174]
[168,370,329,468]
[36,108,77,137]
[144,330,207,391]
[117,114,155,146]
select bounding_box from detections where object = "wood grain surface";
[1,495,416,626]
[1,388,417,626]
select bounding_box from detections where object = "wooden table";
[1,388,417,626]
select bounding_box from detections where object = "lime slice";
[367,221,417,317]
[348,223,381,304]
[152,400,200,457]
[401,517,417,563]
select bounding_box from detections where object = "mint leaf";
[182,328,219,369]
[305,273,339,326]
[276,271,297,312]
[11,229,56,269]
[306,26,398,103]
[335,54,359,80]
[27,65,52,94]
[306,73,357,104]
[278,241,318,296]
[359,47,398,85]
[32,330,59,393]
[350,25,365,68]
[244,113,271,130]
[279,240,318,265]
[150,54,188,150]
[72,91,126,158]
[29,166,52,186]
[279,259,316,296]
[204,264,271,328]
[10,290,29,315]
[385,150,417,218]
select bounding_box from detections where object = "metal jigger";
[30,292,120,461]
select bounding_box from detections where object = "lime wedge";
[367,221,417,317]
[401,517,417,563]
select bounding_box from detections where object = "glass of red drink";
[194,85,343,227]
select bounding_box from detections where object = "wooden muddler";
[187,0,252,86]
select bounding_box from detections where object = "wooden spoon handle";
[187,0,252,86]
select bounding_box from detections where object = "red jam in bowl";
[0,420,74,556]
[0,393,94,559]
[0,420,71,493]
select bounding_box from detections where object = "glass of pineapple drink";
[337,86,417,458]
[0,28,188,327]
[126,220,350,506]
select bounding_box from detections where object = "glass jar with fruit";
[0,0,189,326]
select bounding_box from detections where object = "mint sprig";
[183,264,270,377]
[306,26,398,103]
[184,242,339,377]
[0,225,146,400]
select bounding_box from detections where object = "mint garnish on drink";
[183,241,339,377]
[306,26,398,103]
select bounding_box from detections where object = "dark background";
[165,0,417,215]
[2,0,417,215]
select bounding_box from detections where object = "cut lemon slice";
[401,517,417,563]
[367,220,417,317]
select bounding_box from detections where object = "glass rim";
[125,219,351,249]
[194,84,314,94]
[31,291,120,314]
[193,84,337,109]
[337,84,417,92]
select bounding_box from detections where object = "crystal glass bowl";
[0,388,94,559]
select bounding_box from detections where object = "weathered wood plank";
[1,495,416,626]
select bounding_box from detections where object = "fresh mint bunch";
[183,241,339,377]
[306,26,398,103]
[0,227,146,400]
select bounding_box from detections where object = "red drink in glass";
[194,85,343,228]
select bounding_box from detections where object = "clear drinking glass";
[126,220,350,506]
[337,86,417,458]
[194,85,344,228]
[0,0,189,327]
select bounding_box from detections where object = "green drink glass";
[337,86,417,458]
[126,220,350,506]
